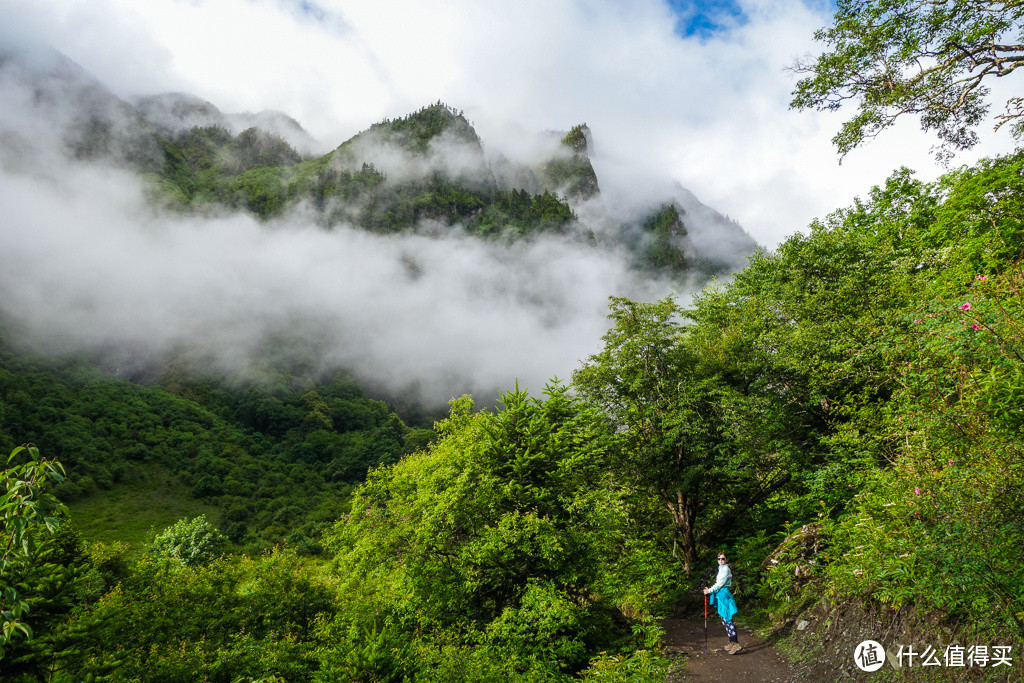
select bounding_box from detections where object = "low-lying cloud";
[0,42,745,408]
[0,158,681,406]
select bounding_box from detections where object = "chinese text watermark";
[854,641,1013,671]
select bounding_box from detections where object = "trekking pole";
[704,592,708,653]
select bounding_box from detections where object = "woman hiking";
[703,551,741,654]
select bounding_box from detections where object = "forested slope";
[5,145,1023,682]
[0,345,432,549]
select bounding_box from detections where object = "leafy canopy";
[573,297,740,572]
[1,445,67,660]
[322,384,659,678]
[151,514,227,567]
[791,0,1024,157]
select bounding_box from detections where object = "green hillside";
[149,103,581,240]
[0,345,432,552]
[141,102,740,275]
[7,144,1024,682]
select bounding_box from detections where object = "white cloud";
[3,0,1016,246]
[0,160,676,406]
[2,0,1021,405]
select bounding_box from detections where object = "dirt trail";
[662,617,798,682]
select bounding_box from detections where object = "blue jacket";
[710,585,738,622]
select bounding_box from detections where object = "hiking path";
[662,617,799,682]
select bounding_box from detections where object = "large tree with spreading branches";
[791,0,1024,158]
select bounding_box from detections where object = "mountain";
[0,44,761,414]
[149,100,755,274]
[0,47,757,278]
[134,91,322,155]
[0,45,162,170]
[537,124,601,202]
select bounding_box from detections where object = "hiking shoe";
[728,643,742,655]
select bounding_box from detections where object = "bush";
[53,550,333,682]
[151,515,227,566]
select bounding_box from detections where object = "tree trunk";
[665,489,698,572]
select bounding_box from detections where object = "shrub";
[151,515,227,566]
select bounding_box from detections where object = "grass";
[68,462,220,549]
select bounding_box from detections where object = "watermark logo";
[853,641,1014,672]
[897,644,1014,668]
[855,640,886,672]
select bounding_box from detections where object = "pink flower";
[971,323,981,331]
[960,303,972,311]
[948,460,954,465]
[913,319,922,324]
[914,487,921,495]
[976,275,988,281]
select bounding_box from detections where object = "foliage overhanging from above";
[791,0,1024,158]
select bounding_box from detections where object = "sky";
[2,0,1016,248]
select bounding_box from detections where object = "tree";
[1,445,67,660]
[573,297,736,572]
[333,386,620,618]
[323,385,640,677]
[52,549,334,682]
[791,0,1024,157]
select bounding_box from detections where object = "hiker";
[703,551,741,654]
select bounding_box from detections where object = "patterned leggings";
[721,618,738,642]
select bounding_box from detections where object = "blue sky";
[668,0,746,37]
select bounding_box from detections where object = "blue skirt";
[710,586,738,622]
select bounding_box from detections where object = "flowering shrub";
[821,265,1024,638]
[151,515,227,567]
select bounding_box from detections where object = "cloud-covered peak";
[0,43,757,408]
[0,44,161,170]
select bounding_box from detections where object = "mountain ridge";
[0,45,758,276]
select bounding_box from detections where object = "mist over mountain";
[135,91,324,156]
[0,45,161,170]
[0,45,758,407]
